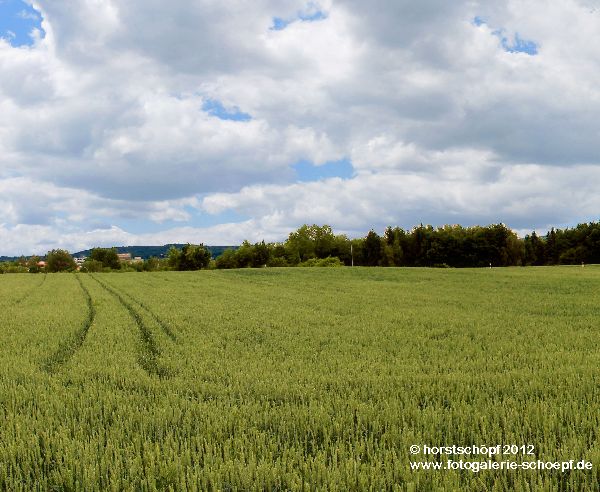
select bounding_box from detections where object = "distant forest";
[214,222,600,269]
[2,222,600,272]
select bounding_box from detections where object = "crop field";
[0,267,599,490]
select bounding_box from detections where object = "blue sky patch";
[202,99,252,122]
[271,17,291,31]
[293,158,354,182]
[299,10,327,22]
[501,33,538,55]
[474,16,538,56]
[270,7,327,31]
[0,0,44,47]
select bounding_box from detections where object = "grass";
[0,267,599,490]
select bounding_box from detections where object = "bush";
[80,259,104,273]
[129,261,145,272]
[46,249,77,272]
[299,256,343,267]
[89,248,121,269]
[215,249,239,269]
[168,244,211,270]
[143,257,160,271]
[2,264,29,274]
[266,257,288,267]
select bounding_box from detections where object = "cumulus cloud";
[1,0,600,254]
[202,163,600,235]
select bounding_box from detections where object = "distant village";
[0,244,235,274]
[74,253,143,266]
[36,253,143,271]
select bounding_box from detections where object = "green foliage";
[286,224,338,262]
[211,223,537,270]
[45,249,76,272]
[266,256,288,267]
[286,224,316,262]
[522,222,600,266]
[89,247,121,269]
[299,256,344,267]
[214,226,350,269]
[168,244,211,271]
[143,257,161,271]
[8,220,600,277]
[0,262,29,274]
[252,240,270,267]
[215,248,239,269]
[166,246,181,268]
[80,259,104,273]
[363,230,383,266]
[234,240,255,268]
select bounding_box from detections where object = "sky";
[2,0,600,255]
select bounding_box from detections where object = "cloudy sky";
[1,0,600,255]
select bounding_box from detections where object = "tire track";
[15,273,46,305]
[101,278,177,343]
[89,274,172,378]
[42,275,95,374]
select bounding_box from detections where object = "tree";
[167,247,182,269]
[523,232,546,266]
[545,229,558,265]
[311,225,336,258]
[46,249,76,272]
[89,248,121,269]
[169,244,211,270]
[285,225,316,262]
[215,249,239,269]
[407,224,430,266]
[143,257,160,271]
[235,241,255,268]
[383,227,404,266]
[363,230,383,266]
[252,241,271,267]
[329,234,351,265]
[268,244,289,266]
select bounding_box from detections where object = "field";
[0,267,599,490]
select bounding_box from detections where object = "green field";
[0,268,599,490]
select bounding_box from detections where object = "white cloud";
[1,0,600,253]
[201,163,600,236]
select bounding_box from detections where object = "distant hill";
[0,256,22,262]
[72,244,237,259]
[1,245,238,262]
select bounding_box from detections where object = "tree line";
[2,221,600,273]
[214,222,600,269]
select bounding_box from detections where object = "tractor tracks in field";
[89,275,173,379]
[107,282,177,343]
[14,274,46,305]
[42,275,95,374]
[98,276,177,342]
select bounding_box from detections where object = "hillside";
[72,245,236,259]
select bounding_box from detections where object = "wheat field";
[0,267,598,490]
